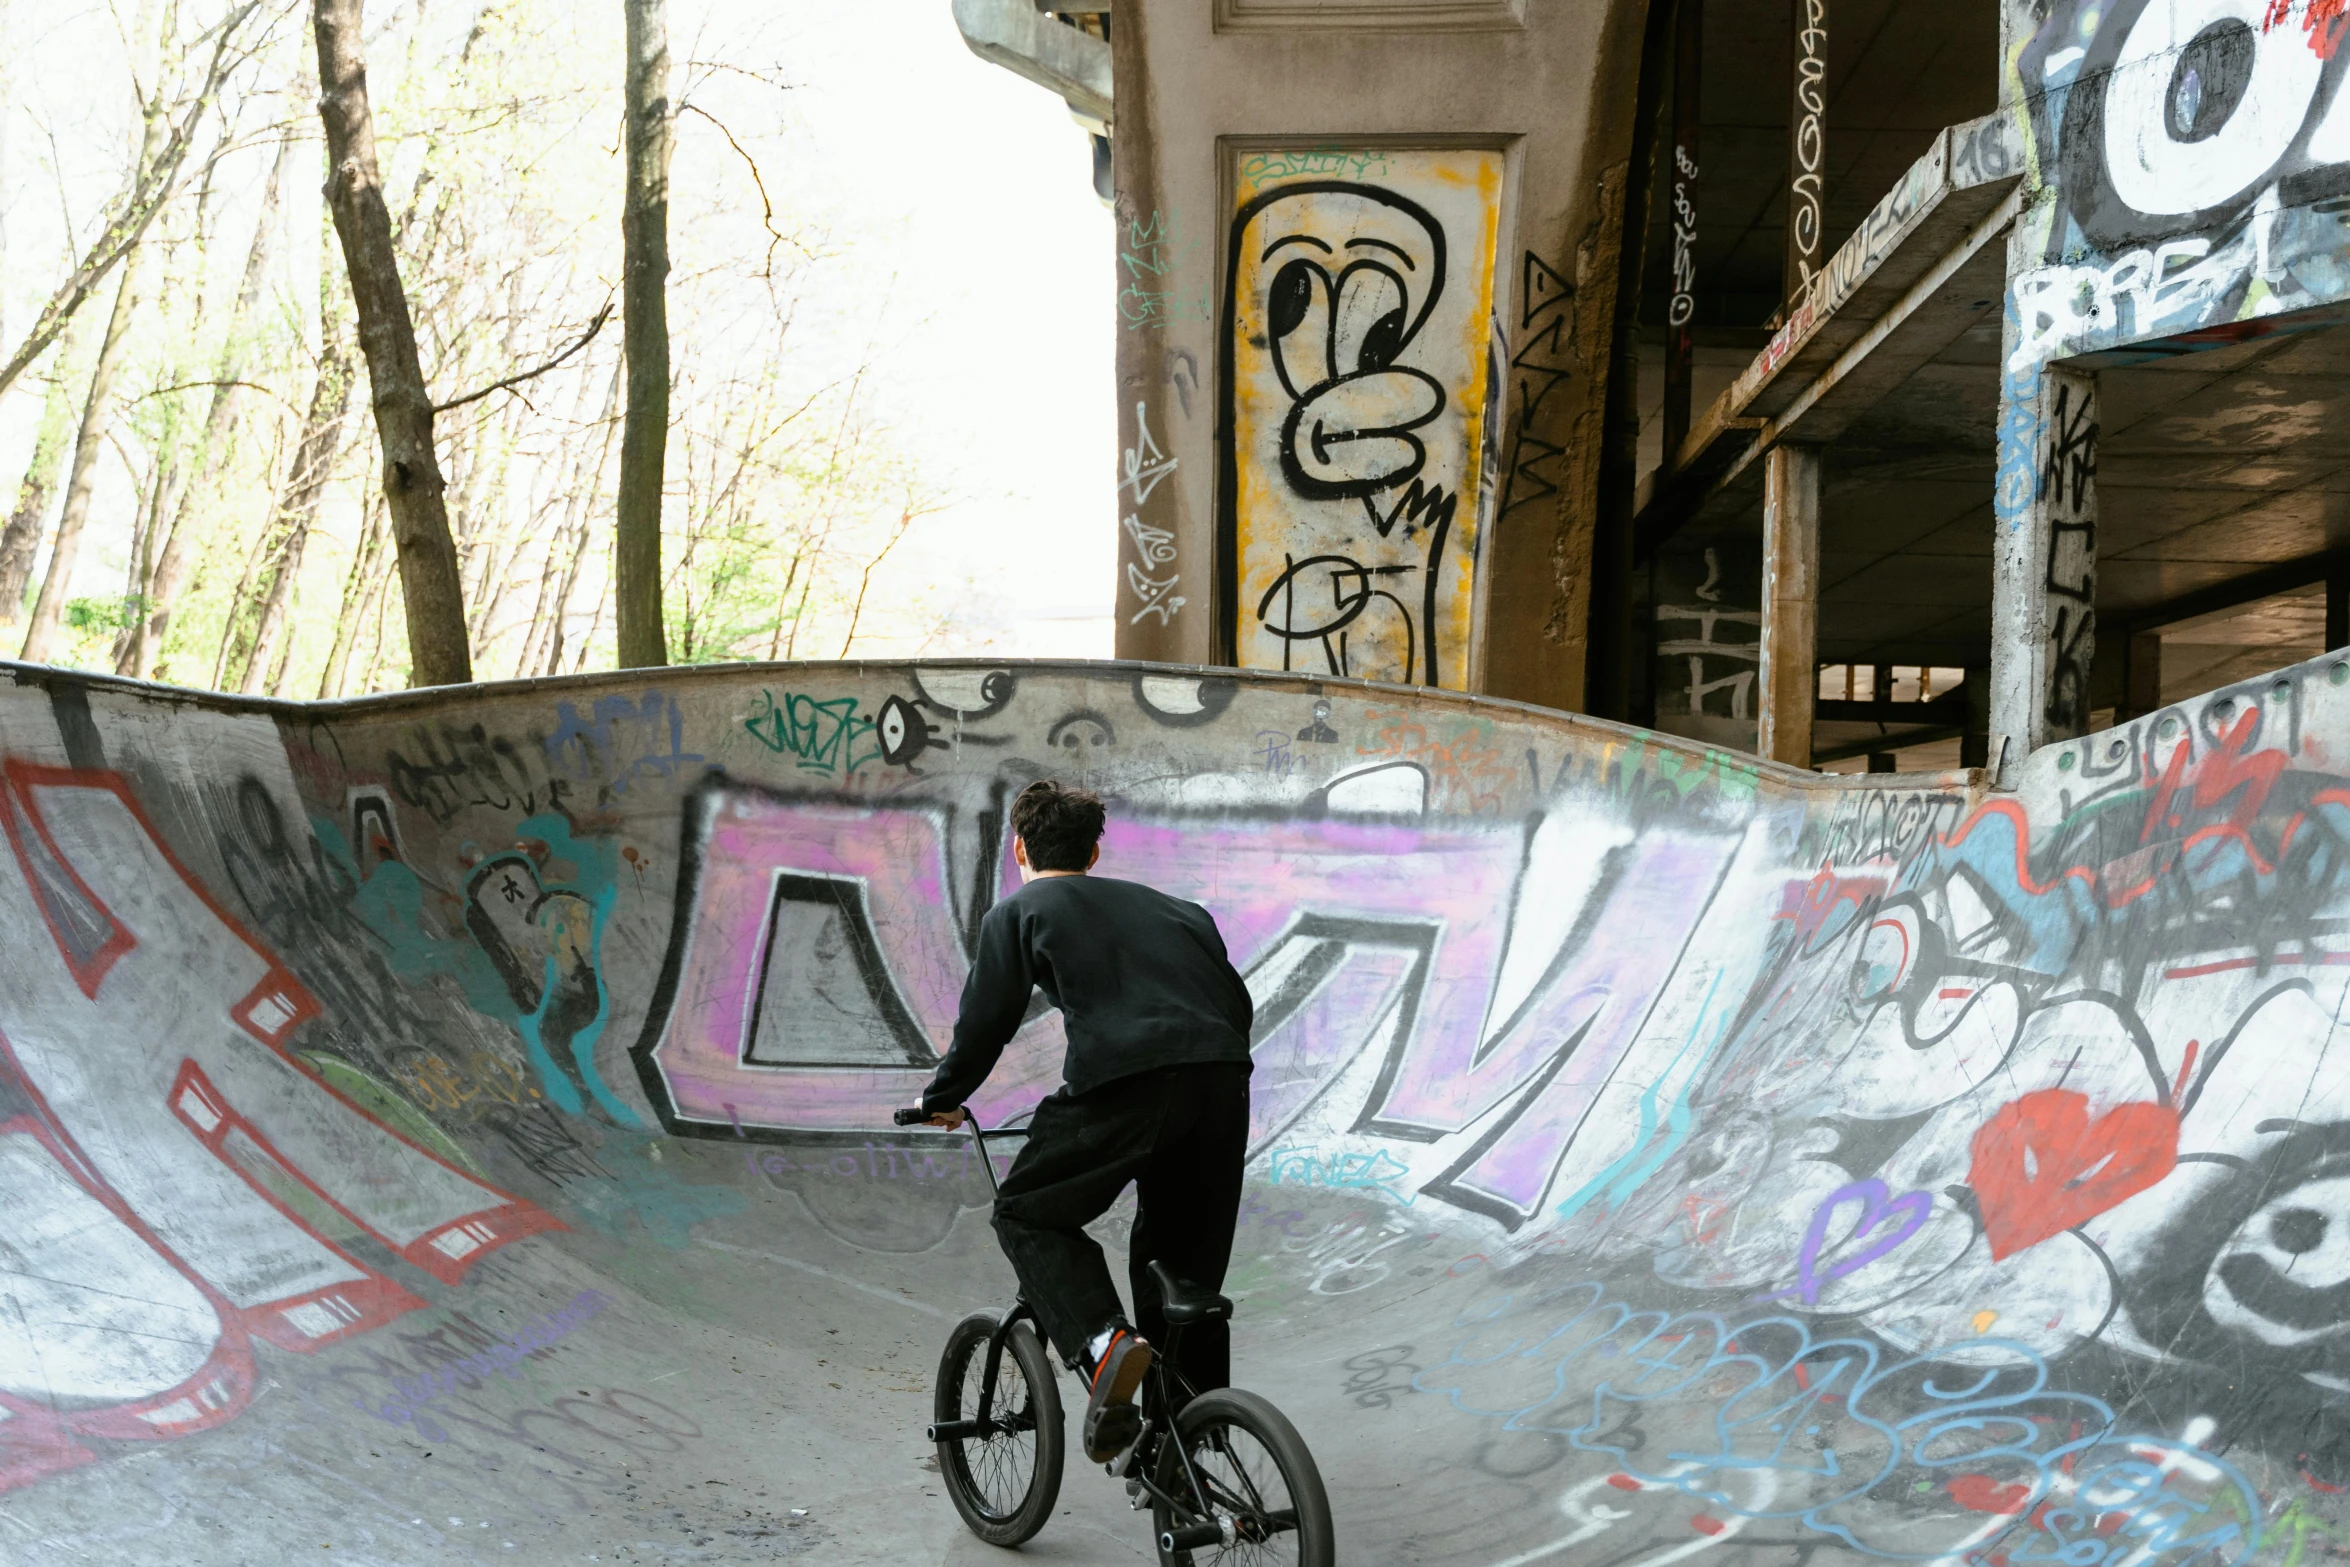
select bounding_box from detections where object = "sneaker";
[1081,1328,1153,1462]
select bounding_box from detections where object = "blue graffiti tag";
[1415,1280,2261,1565]
[1266,1145,1417,1205]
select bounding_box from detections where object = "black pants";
[991,1062,1249,1393]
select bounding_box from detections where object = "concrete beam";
[1634,113,2023,554]
[952,0,1114,124]
[2112,551,2350,637]
[1760,444,1821,767]
[1760,188,2020,447]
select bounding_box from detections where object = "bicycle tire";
[934,1311,1064,1546]
[1151,1387,1333,1567]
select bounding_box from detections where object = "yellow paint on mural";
[1228,147,1503,692]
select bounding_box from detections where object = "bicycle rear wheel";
[935,1311,1064,1546]
[1152,1387,1333,1567]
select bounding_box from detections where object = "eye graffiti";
[1222,153,1503,694]
[2012,0,2350,359]
[1257,199,1449,503]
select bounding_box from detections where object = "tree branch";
[678,102,809,275]
[0,1,268,406]
[131,378,307,419]
[431,299,613,415]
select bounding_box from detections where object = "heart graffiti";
[1757,1178,1933,1307]
[1968,1088,2179,1261]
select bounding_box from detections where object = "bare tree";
[0,1,268,408]
[616,0,672,668]
[313,0,471,686]
[0,331,82,631]
[239,241,353,693]
[316,491,385,696]
[123,128,293,676]
[20,245,148,663]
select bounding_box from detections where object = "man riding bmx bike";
[908,779,1255,1463]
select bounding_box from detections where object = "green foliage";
[65,595,145,634]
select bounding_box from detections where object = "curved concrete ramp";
[0,656,2341,1563]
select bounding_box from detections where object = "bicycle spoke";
[1182,1421,1301,1566]
[953,1345,1038,1519]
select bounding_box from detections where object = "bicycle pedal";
[1126,1479,1149,1511]
[1104,1418,1153,1478]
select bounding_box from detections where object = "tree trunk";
[20,254,144,664]
[319,491,387,697]
[241,343,353,693]
[313,0,472,688]
[127,130,292,677]
[0,333,84,629]
[615,0,672,669]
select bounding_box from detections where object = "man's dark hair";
[1012,780,1105,872]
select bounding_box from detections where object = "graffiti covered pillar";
[1759,442,1820,766]
[1104,1,1655,716]
[1223,151,1505,692]
[1662,0,1703,466]
[1991,357,2097,782]
[1785,0,1828,304]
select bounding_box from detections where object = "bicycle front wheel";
[935,1311,1064,1546]
[1152,1387,1333,1567]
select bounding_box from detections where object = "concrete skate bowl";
[1,655,2346,1564]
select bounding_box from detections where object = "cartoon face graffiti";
[1223,151,1502,692]
[1254,187,1449,501]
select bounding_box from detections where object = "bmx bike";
[891,1106,1334,1564]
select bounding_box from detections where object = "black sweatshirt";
[918,874,1256,1111]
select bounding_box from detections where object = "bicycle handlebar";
[889,1106,1019,1198]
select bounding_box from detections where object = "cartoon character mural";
[1221,149,1504,691]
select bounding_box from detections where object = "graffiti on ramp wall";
[0,760,555,1488]
[14,657,2350,1557]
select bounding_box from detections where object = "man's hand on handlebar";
[893,1104,967,1130]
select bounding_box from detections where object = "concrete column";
[1786,0,1828,303]
[1759,443,1821,767]
[2124,629,2162,719]
[1962,666,1991,769]
[1663,0,1703,466]
[1990,362,2098,784]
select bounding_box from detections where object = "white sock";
[1085,1327,1116,1363]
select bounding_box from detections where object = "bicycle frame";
[912,1109,1239,1545]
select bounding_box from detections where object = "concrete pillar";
[2124,629,2162,720]
[1759,443,1821,767]
[1787,0,1828,303]
[1100,0,1660,716]
[1663,0,1703,466]
[1990,362,2098,784]
[1962,666,1990,769]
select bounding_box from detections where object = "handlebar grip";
[891,1106,928,1126]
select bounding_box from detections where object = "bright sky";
[0,0,1118,672]
[729,0,1117,656]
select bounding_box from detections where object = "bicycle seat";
[1147,1260,1233,1325]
